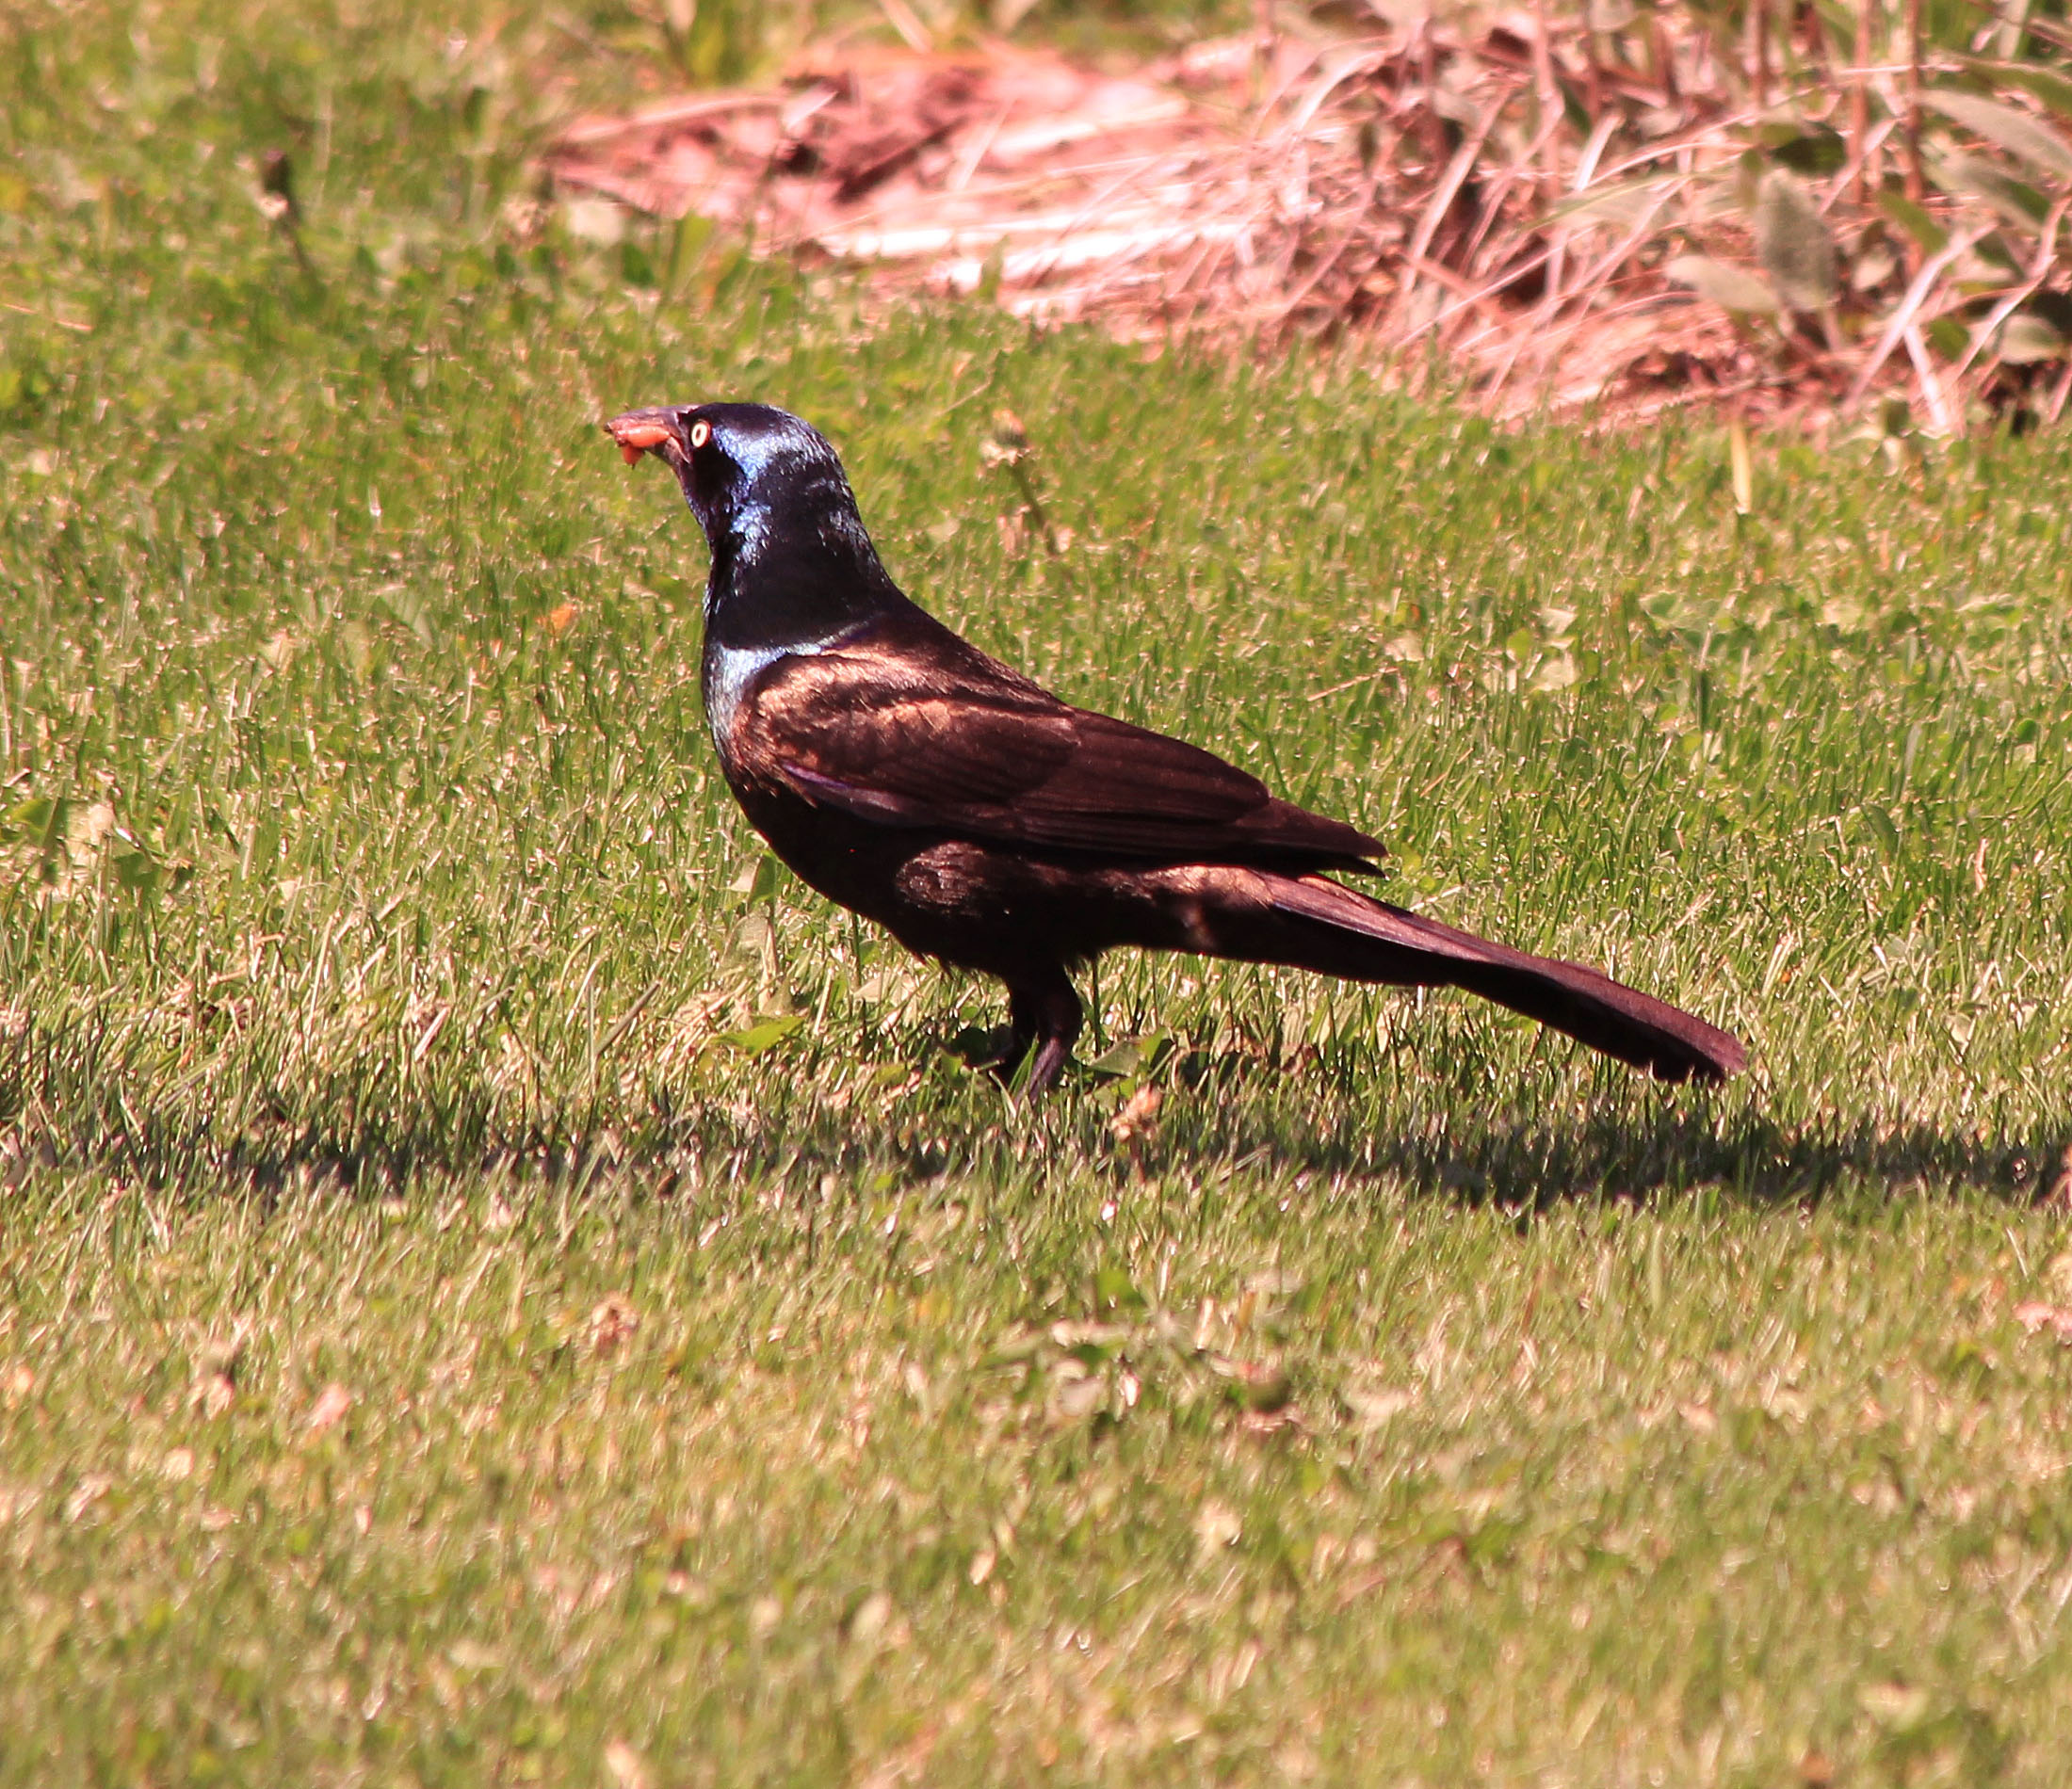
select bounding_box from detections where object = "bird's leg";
[1003,970,1082,1095]
[990,985,1044,1082]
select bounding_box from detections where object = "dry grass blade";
[555,92,784,147]
[1847,230,1979,410]
[1948,196,2069,382]
[2047,355,2072,421]
[1903,321,1953,432]
[1402,95,1510,280]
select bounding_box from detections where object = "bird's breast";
[703,626,866,767]
[703,640,793,759]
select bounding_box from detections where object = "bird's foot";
[1022,1036,1074,1094]
[996,974,1083,1098]
[984,1024,1079,1095]
[983,1036,1053,1091]
[982,1039,1074,1095]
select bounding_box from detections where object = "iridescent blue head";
[607,401,907,648]
[607,402,868,562]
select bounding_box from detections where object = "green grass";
[8,2,2072,1783]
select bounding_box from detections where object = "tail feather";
[1260,875,1746,1085]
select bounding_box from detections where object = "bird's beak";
[605,407,686,468]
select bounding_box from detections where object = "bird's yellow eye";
[688,418,712,450]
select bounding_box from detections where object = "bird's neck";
[702,497,914,655]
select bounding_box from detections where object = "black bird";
[606,402,1746,1093]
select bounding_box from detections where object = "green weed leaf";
[717,1015,804,1055]
[1666,254,1778,314]
[1756,121,1847,176]
[1877,191,1950,254]
[1927,89,2072,179]
[1086,1031,1171,1080]
[729,854,785,904]
[1998,313,2067,364]
[109,845,161,896]
[1959,56,2072,128]
[1754,170,1838,313]
[1930,151,2049,227]
[7,796,68,858]
[1093,1265,1146,1314]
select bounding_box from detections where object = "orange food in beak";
[612,420,676,466]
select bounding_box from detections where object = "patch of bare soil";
[542,13,2072,433]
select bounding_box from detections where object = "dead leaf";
[188,1330,248,1417]
[844,1589,899,1651]
[2014,1300,2072,1341]
[1109,1082,1163,1145]
[65,1475,112,1523]
[1193,1498,1241,1558]
[443,1640,500,1672]
[1341,1384,1412,1429]
[587,1293,640,1357]
[1858,1680,1932,1726]
[302,1381,354,1438]
[604,1740,651,1789]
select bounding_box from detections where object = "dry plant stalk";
[541,2,2072,432]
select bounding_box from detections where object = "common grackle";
[606,402,1746,1092]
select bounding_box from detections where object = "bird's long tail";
[1227,873,1745,1084]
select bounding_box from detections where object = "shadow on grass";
[4,1024,2064,1213]
[1256,1104,2065,1214]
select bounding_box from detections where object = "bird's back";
[719,604,1386,876]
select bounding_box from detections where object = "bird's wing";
[735,635,1384,869]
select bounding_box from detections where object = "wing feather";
[737,629,1383,871]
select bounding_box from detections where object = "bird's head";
[605,401,862,559]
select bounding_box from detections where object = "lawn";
[7,2,2072,1784]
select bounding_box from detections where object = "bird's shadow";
[1129,1092,2063,1214]
[11,1103,2058,1217]
[4,1026,2059,1215]
[944,1028,2063,1212]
